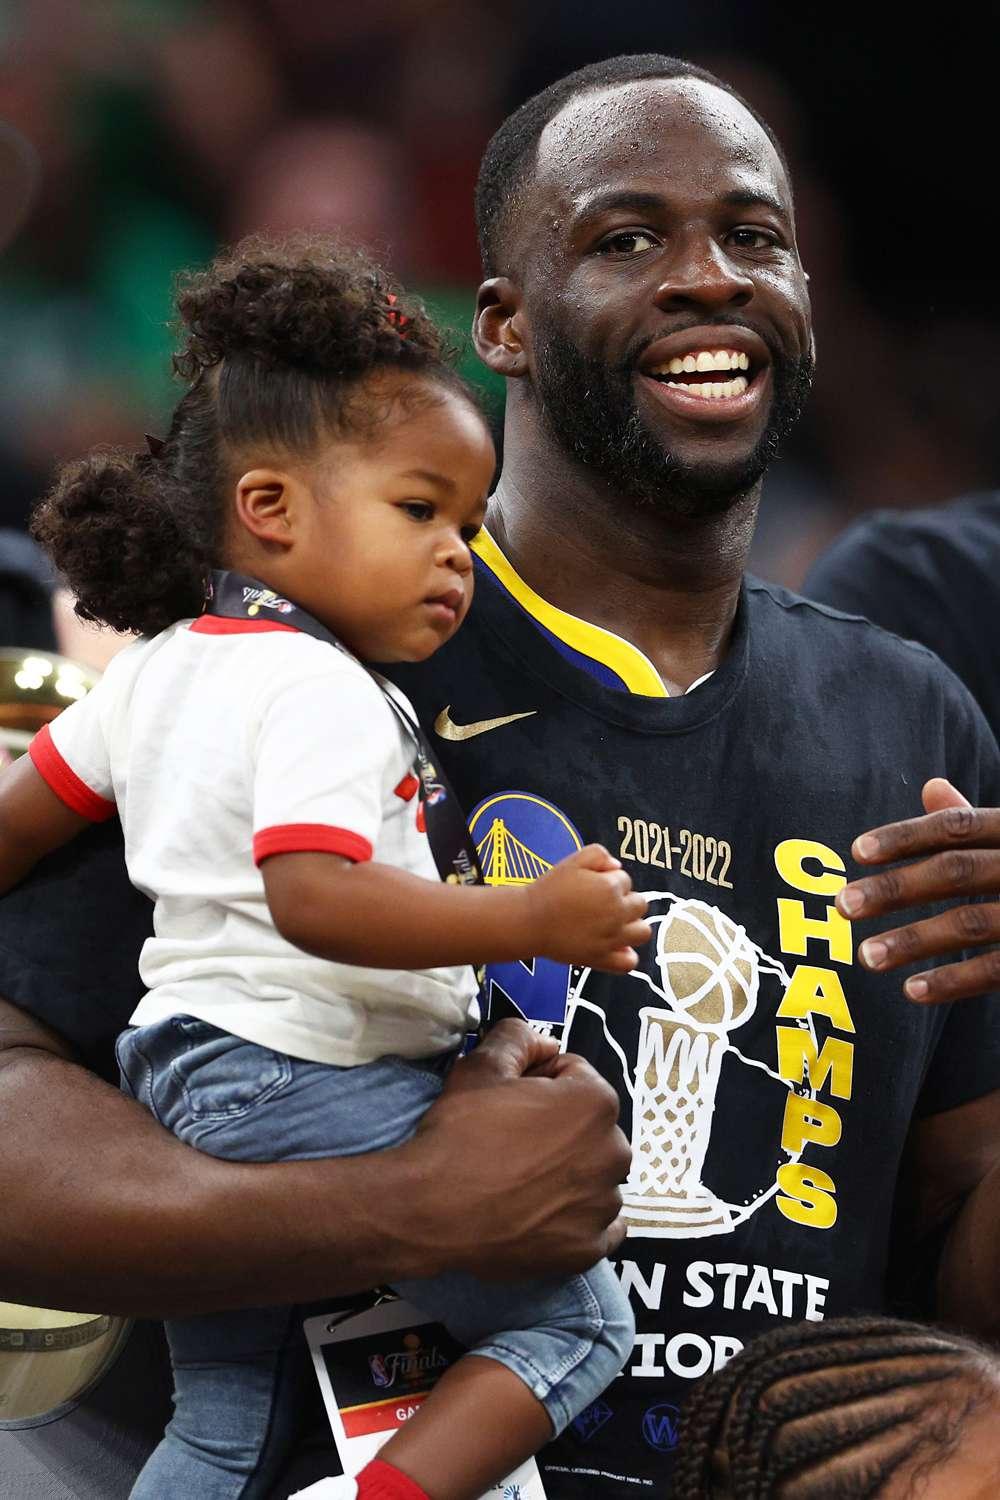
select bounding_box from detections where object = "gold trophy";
[0,649,99,767]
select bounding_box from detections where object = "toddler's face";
[295,380,494,661]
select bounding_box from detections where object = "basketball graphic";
[565,892,811,1239]
[655,899,758,1031]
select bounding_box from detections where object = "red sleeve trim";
[189,615,300,635]
[253,824,374,865]
[28,724,117,822]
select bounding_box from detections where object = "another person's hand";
[838,779,1000,1002]
[408,1018,630,1279]
[532,843,651,972]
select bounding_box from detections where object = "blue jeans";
[118,1016,634,1500]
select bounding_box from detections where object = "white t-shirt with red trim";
[29,616,480,1065]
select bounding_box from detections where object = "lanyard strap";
[206,571,483,888]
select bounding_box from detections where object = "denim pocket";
[166,1017,293,1122]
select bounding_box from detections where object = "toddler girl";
[0,238,646,1500]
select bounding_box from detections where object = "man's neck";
[488,418,758,696]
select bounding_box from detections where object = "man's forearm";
[0,1008,628,1320]
[0,1042,434,1318]
[936,1161,1000,1340]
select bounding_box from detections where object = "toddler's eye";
[400,502,434,522]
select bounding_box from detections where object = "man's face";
[515,78,813,517]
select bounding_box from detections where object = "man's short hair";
[475,53,790,279]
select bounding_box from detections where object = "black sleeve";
[916,674,1000,1118]
[0,819,152,1084]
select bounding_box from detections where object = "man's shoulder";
[746,573,951,678]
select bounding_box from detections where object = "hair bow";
[385,293,410,335]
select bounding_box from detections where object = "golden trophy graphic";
[620,899,761,1233]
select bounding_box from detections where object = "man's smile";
[636,325,772,424]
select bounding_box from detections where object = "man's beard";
[531,324,814,520]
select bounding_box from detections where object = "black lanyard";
[206,571,484,890]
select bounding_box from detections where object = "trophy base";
[621,1188,732,1235]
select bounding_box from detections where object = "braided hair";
[31,234,473,638]
[671,1315,1000,1499]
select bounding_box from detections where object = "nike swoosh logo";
[434,706,537,741]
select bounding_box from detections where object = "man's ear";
[473,277,529,379]
[233,470,299,549]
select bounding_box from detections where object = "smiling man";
[387,54,1000,1496]
[1,51,1000,1500]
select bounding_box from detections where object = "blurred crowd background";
[1,0,997,610]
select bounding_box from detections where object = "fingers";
[452,1018,558,1087]
[573,843,623,872]
[854,901,1000,975]
[921,777,972,815]
[549,1052,623,1121]
[848,803,1000,868]
[838,849,1000,921]
[896,948,1000,1004]
[602,1214,628,1257]
[594,947,639,973]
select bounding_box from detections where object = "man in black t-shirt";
[389,551,1000,1496]
[3,54,1000,1500]
[805,492,1000,742]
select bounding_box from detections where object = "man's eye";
[728,227,778,250]
[598,230,659,256]
[400,502,434,522]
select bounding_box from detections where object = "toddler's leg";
[130,1303,303,1500]
[374,1259,633,1500]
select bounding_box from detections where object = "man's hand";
[837,778,1000,1002]
[401,1019,630,1280]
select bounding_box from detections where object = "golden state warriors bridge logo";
[468,792,582,1036]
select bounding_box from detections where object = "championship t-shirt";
[804,492,1000,742]
[386,537,1000,1497]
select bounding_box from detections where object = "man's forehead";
[534,76,788,213]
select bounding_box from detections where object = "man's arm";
[0,1003,628,1318]
[897,1088,1000,1339]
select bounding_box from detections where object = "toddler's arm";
[0,755,93,895]
[262,841,651,975]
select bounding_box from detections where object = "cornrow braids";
[671,1315,1000,1499]
[31,234,474,638]
[474,53,792,278]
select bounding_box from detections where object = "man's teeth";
[664,374,749,400]
[649,350,751,376]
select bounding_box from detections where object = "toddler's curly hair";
[32,235,474,637]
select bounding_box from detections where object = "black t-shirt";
[388,566,1000,1497]
[804,492,1000,744]
[2,564,1000,1497]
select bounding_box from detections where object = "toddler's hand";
[530,844,651,973]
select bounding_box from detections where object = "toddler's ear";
[234,469,299,549]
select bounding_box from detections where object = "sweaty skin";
[471,75,1000,1344]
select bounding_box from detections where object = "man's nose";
[653,234,754,313]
